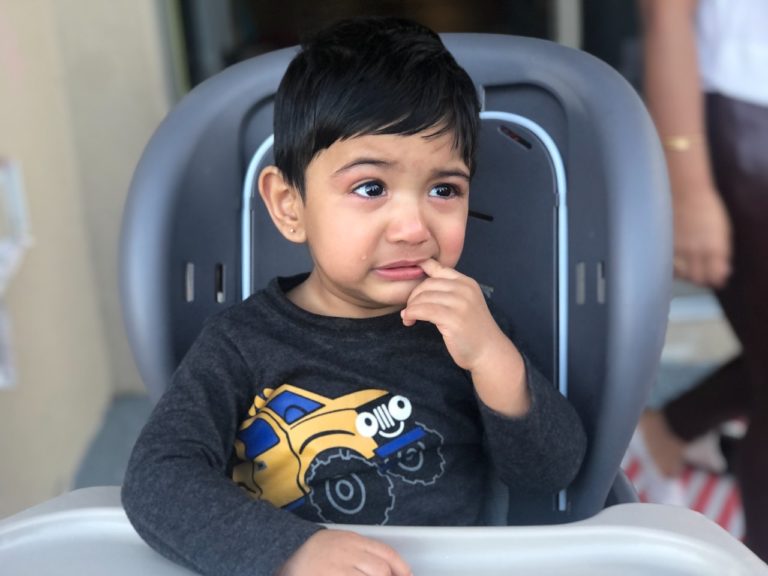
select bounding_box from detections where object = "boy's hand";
[277,529,412,576]
[402,259,506,371]
[401,259,529,416]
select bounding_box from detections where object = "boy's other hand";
[277,529,413,576]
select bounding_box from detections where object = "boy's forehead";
[319,131,466,165]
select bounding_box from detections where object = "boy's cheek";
[439,227,466,267]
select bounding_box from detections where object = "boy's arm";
[402,259,586,492]
[123,320,412,576]
[121,321,322,576]
[476,358,586,493]
[402,259,529,416]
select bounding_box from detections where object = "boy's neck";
[285,271,403,319]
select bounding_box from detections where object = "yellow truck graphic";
[232,384,443,523]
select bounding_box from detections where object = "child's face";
[295,130,470,318]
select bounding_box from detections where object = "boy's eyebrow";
[431,168,471,181]
[333,157,391,176]
[333,158,470,180]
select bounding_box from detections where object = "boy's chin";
[352,293,411,317]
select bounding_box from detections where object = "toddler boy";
[122,16,586,576]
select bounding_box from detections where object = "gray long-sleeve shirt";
[122,275,586,576]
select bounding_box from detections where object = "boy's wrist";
[469,335,529,417]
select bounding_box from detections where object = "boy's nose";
[387,201,430,244]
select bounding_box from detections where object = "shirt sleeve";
[477,356,587,494]
[121,318,322,576]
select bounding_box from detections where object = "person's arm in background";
[638,0,731,287]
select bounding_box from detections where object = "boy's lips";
[374,260,427,281]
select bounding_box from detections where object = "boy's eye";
[429,184,459,198]
[352,181,385,198]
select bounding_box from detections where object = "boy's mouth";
[374,260,426,281]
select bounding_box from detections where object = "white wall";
[54,0,174,396]
[0,0,171,517]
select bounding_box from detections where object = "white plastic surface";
[1,487,766,575]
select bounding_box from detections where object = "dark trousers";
[664,93,768,561]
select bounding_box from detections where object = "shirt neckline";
[262,274,410,334]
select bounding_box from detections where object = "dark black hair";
[273,17,481,195]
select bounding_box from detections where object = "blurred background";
[0,0,736,523]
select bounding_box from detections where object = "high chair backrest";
[120,34,672,525]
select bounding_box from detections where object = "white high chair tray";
[1,486,765,575]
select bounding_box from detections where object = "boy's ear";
[257,166,306,243]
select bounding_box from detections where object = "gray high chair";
[121,33,668,525]
[1,34,765,576]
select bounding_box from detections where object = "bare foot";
[639,410,686,477]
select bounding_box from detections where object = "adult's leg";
[695,93,768,561]
[663,355,749,441]
[639,352,748,478]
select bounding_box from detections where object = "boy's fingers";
[406,289,463,311]
[418,258,442,277]
[408,262,467,305]
[364,540,412,576]
[406,279,464,307]
[407,276,484,316]
[419,258,460,279]
[402,302,451,329]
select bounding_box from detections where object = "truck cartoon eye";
[388,396,412,421]
[356,412,379,438]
